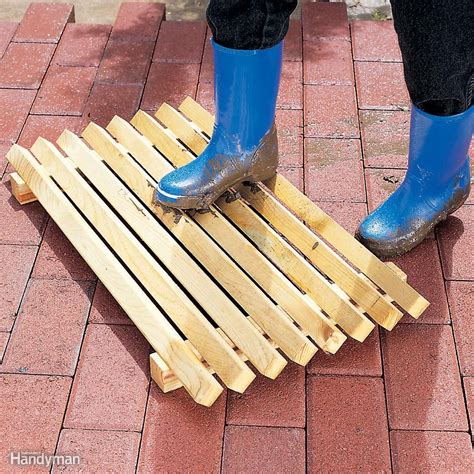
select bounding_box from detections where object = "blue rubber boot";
[356,105,473,258]
[155,39,283,209]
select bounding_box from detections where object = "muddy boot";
[356,104,473,258]
[154,39,282,210]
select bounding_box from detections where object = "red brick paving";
[1,3,473,472]
[0,42,56,89]
[13,3,74,44]
[89,282,133,325]
[19,114,83,148]
[226,363,305,428]
[303,39,354,86]
[54,429,141,473]
[307,326,382,376]
[110,2,164,42]
[82,82,143,128]
[139,385,226,473]
[64,324,149,431]
[390,431,474,472]
[32,65,96,115]
[222,426,305,474]
[359,109,410,168]
[278,60,303,110]
[307,376,391,472]
[382,324,468,431]
[0,244,37,332]
[437,205,474,281]
[96,39,154,85]
[153,21,206,63]
[355,61,409,110]
[142,62,199,110]
[447,281,474,376]
[0,332,9,362]
[304,84,359,138]
[0,22,18,58]
[52,23,111,67]
[1,279,93,375]
[0,374,71,471]
[0,88,36,143]
[305,137,365,202]
[351,20,402,62]
[391,239,450,324]
[284,20,302,62]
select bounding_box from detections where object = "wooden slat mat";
[7,97,429,406]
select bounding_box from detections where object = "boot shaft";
[407,105,474,186]
[212,39,283,149]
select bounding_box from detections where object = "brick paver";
[13,3,74,43]
[89,281,133,325]
[139,385,226,473]
[307,376,391,472]
[0,3,472,472]
[32,65,96,115]
[54,429,141,473]
[0,374,71,471]
[1,279,93,375]
[0,22,18,58]
[0,244,36,332]
[305,137,365,202]
[52,23,111,67]
[226,363,305,428]
[64,324,149,431]
[222,426,305,474]
[390,431,474,472]
[383,324,468,431]
[153,21,206,64]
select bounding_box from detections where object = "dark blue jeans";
[206,1,474,116]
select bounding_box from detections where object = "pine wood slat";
[153,106,374,341]
[81,121,289,378]
[6,144,222,407]
[176,96,429,319]
[130,111,347,352]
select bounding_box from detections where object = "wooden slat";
[176,96,429,319]
[131,111,347,352]
[179,96,214,136]
[83,120,293,375]
[153,106,375,342]
[6,144,223,407]
[55,130,256,393]
[238,185,403,330]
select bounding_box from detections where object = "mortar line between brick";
[138,13,166,112]
[134,360,153,473]
[438,242,473,439]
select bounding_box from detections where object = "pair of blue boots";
[155,40,473,258]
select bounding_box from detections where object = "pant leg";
[390,0,474,116]
[206,0,297,50]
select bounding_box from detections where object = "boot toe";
[355,211,403,258]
